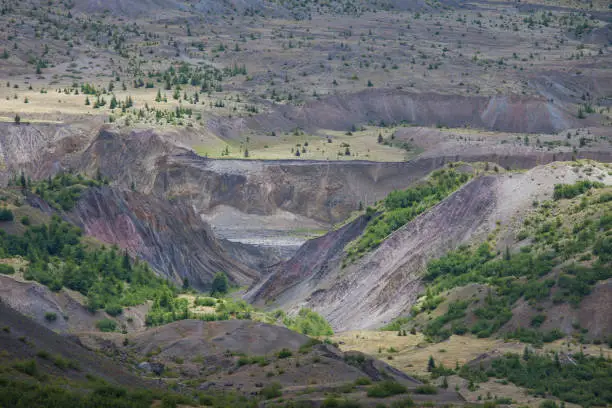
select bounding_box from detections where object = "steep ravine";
[67,187,259,289]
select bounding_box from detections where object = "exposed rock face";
[215,90,586,138]
[82,128,612,226]
[69,186,258,289]
[0,121,97,183]
[246,215,370,304]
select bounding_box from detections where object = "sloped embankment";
[68,186,258,289]
[0,301,148,387]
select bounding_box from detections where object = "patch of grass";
[553,180,604,200]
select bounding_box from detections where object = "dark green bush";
[0,208,13,222]
[276,348,293,359]
[12,360,38,377]
[44,312,57,322]
[415,384,438,394]
[105,304,123,317]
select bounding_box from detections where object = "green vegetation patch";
[414,182,612,342]
[346,168,471,262]
[0,215,172,320]
[283,308,333,336]
[460,351,612,407]
[12,172,109,211]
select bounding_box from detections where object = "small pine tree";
[523,346,530,361]
[211,272,229,296]
[427,355,436,372]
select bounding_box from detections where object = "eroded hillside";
[249,161,612,331]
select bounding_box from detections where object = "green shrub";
[415,384,438,394]
[260,382,282,399]
[530,314,546,328]
[210,272,229,295]
[0,264,15,275]
[390,397,415,407]
[44,312,57,322]
[105,304,123,317]
[96,319,117,333]
[194,297,216,307]
[354,377,372,385]
[0,208,14,221]
[276,348,293,359]
[283,308,333,336]
[13,359,38,377]
[366,380,407,398]
[553,181,604,200]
